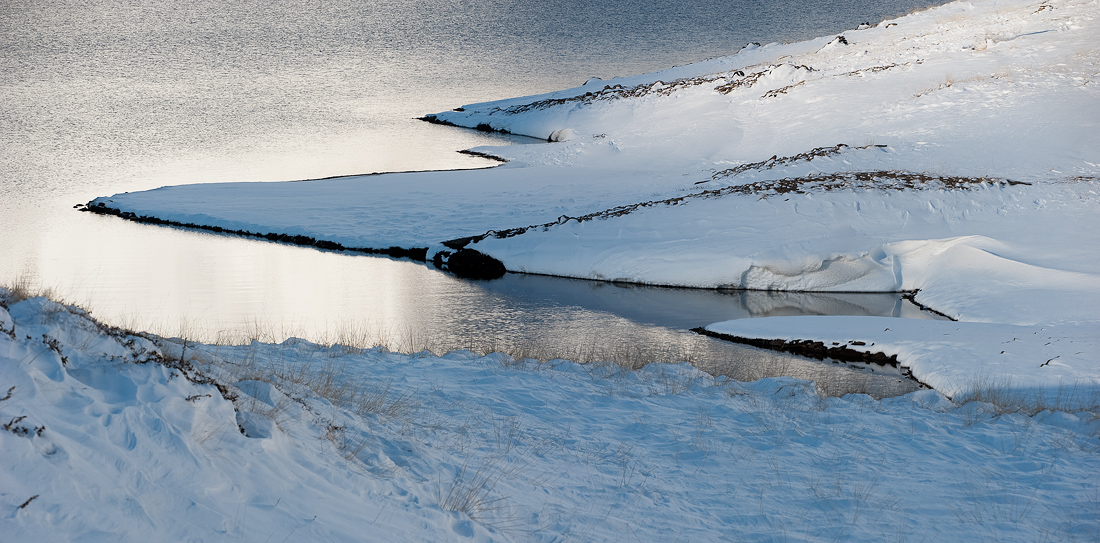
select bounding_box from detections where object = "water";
[1,0,947,396]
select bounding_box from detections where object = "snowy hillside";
[3,291,1098,541]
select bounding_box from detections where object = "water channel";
[2,0,949,397]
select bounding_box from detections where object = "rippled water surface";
[2,0,947,396]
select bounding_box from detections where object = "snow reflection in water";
[473,274,938,398]
[15,206,932,397]
[100,222,946,397]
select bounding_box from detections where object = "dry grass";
[1,273,62,306]
[700,143,880,184]
[4,283,928,402]
[955,375,1100,417]
[714,63,814,95]
[715,169,1026,195]
[436,457,512,519]
[474,166,1025,244]
[190,320,915,400]
[499,70,734,115]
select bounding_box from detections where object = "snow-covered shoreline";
[88,0,1100,292]
[3,290,1098,541]
[85,0,1100,397]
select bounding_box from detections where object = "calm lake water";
[1,0,947,396]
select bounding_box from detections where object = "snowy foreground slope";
[88,0,1100,397]
[3,293,1099,542]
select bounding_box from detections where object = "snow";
[90,1,1100,256]
[85,0,1100,398]
[85,164,686,250]
[41,1,1100,536]
[3,293,1099,541]
[706,316,1098,399]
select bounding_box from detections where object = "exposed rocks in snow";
[451,165,1030,248]
[701,143,883,183]
[458,149,509,162]
[714,63,816,94]
[691,326,904,368]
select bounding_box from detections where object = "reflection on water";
[28,220,936,345]
[480,275,938,330]
[21,218,931,397]
[2,0,949,397]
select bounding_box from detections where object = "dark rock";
[315,240,345,251]
[441,236,481,250]
[691,328,899,367]
[901,291,957,320]
[418,114,447,125]
[431,250,450,269]
[445,248,506,280]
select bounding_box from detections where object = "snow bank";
[0,295,476,541]
[471,182,1100,300]
[705,316,1099,399]
[3,294,1099,541]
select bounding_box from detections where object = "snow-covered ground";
[87,0,1100,398]
[3,292,1098,542]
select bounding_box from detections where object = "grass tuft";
[955,375,1100,416]
[1,273,61,306]
[436,455,524,524]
